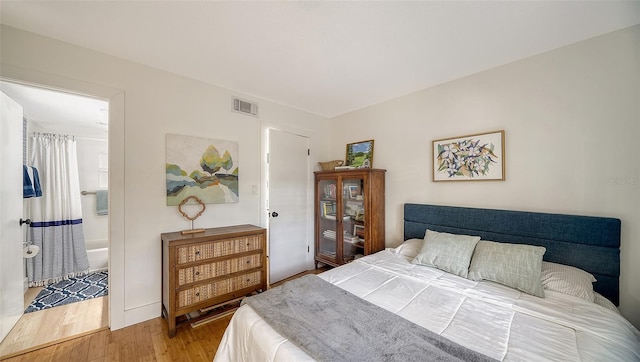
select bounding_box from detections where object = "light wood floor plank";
[68,335,91,361]
[0,295,108,358]
[86,329,108,361]
[105,342,121,362]
[22,287,43,310]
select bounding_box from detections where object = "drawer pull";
[246,260,251,264]
[195,251,201,256]
[195,292,200,297]
[195,271,200,276]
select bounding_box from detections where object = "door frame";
[261,122,316,283]
[0,66,126,330]
[0,90,25,342]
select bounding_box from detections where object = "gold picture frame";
[433,130,505,182]
[345,139,374,168]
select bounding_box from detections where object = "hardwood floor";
[1,267,328,362]
[0,315,231,362]
[0,293,108,359]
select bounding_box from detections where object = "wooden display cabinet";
[314,168,386,268]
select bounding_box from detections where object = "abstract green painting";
[166,134,239,205]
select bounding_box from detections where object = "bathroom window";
[98,152,108,188]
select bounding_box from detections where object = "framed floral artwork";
[432,130,505,181]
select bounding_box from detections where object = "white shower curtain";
[27,132,90,286]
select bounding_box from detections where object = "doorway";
[267,128,311,284]
[0,81,110,357]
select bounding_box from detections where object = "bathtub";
[22,245,109,292]
[86,247,109,272]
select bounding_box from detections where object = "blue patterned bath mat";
[25,271,108,313]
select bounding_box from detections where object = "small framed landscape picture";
[348,185,360,199]
[346,140,374,168]
[433,130,505,182]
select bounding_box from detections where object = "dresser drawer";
[176,235,262,264]
[177,270,262,309]
[177,254,262,286]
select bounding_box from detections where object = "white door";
[0,91,25,342]
[268,129,310,283]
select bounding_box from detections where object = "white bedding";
[214,250,640,361]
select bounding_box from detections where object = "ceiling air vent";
[232,97,258,117]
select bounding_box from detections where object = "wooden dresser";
[161,224,267,337]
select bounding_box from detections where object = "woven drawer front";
[177,271,262,309]
[176,235,262,264]
[177,254,262,286]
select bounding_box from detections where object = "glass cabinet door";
[342,177,365,262]
[315,169,385,268]
[318,178,338,263]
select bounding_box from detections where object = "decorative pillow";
[541,261,596,302]
[411,230,480,278]
[394,238,423,259]
[468,240,546,297]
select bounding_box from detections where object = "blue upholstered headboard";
[404,203,621,305]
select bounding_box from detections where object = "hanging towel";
[23,165,43,198]
[96,190,108,216]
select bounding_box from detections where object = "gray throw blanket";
[243,274,497,362]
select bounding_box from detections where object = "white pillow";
[393,238,423,259]
[593,292,619,314]
[468,240,546,297]
[540,261,596,302]
[411,230,480,278]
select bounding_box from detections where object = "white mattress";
[214,250,640,361]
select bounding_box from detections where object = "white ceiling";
[0,81,109,139]
[1,1,639,120]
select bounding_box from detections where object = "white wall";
[76,138,109,250]
[329,25,640,328]
[0,25,331,329]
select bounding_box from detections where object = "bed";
[214,203,640,361]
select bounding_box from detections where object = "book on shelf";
[334,166,355,170]
[353,223,365,238]
[321,201,335,217]
[325,213,351,220]
[323,230,337,240]
[343,233,360,244]
[323,183,337,199]
[322,230,361,244]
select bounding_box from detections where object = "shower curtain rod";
[30,132,107,142]
[76,136,107,142]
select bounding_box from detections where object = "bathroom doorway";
[0,80,110,358]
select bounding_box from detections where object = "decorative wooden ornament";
[178,195,206,234]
